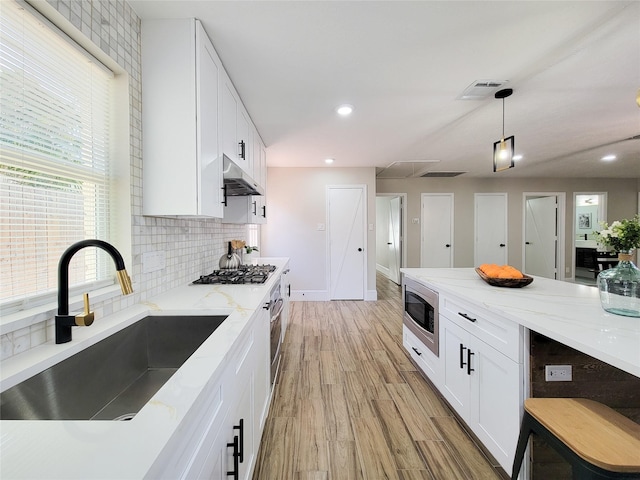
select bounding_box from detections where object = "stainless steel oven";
[267,279,284,386]
[403,276,439,356]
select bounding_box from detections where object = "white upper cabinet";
[141,19,224,218]
[222,76,253,176]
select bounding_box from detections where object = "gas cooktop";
[192,264,277,285]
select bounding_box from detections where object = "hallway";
[253,273,506,479]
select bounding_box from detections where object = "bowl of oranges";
[475,264,533,288]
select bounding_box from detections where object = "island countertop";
[401,268,640,377]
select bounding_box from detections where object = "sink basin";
[0,315,226,421]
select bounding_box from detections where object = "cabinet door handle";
[412,346,422,356]
[458,312,477,323]
[221,185,228,207]
[226,435,239,479]
[459,343,467,369]
[239,140,246,159]
[499,243,506,247]
[445,244,451,248]
[262,205,266,218]
[467,350,475,375]
[252,201,257,215]
[234,419,244,463]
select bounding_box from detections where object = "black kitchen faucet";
[55,239,133,344]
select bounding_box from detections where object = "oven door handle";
[270,298,284,322]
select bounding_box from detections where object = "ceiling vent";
[458,80,508,100]
[421,171,466,178]
[376,161,440,179]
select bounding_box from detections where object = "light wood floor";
[253,273,506,480]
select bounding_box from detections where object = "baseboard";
[290,290,329,301]
[376,264,391,277]
[291,290,378,301]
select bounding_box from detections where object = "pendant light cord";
[502,98,505,139]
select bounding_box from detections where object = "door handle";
[387,242,392,245]
[459,343,467,369]
[358,248,363,252]
[445,244,451,248]
[499,243,505,247]
[227,435,239,479]
[526,241,532,245]
[467,350,475,375]
[234,419,244,463]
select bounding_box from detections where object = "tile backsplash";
[1,0,248,360]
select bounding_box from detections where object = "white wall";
[262,167,377,300]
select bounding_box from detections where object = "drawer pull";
[412,346,423,356]
[458,312,477,323]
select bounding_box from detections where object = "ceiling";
[129,1,640,178]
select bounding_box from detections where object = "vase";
[597,250,640,317]
[243,251,257,265]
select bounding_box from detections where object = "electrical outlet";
[545,365,572,382]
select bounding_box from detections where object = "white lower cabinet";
[404,288,523,474]
[163,292,271,480]
[440,312,522,472]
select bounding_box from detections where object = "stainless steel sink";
[0,315,227,421]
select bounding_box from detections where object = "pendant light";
[493,88,515,172]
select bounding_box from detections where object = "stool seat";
[511,398,640,479]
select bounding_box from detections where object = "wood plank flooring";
[253,274,505,480]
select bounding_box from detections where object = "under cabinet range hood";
[223,155,264,196]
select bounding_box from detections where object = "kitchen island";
[401,267,640,478]
[0,258,289,480]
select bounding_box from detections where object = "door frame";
[376,193,407,284]
[572,192,607,282]
[522,192,566,280]
[326,184,368,300]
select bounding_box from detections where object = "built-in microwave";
[403,276,439,357]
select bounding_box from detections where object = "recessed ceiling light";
[325,158,334,164]
[513,154,523,161]
[601,154,617,161]
[336,104,354,116]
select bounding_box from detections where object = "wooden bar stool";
[511,398,640,480]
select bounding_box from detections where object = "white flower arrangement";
[594,215,640,253]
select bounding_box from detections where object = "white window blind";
[0,0,114,307]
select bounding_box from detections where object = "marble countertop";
[401,268,640,378]
[0,258,288,479]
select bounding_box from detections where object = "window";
[0,0,114,309]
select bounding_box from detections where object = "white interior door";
[388,196,402,284]
[421,193,453,267]
[328,186,365,300]
[475,193,507,266]
[524,196,557,278]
